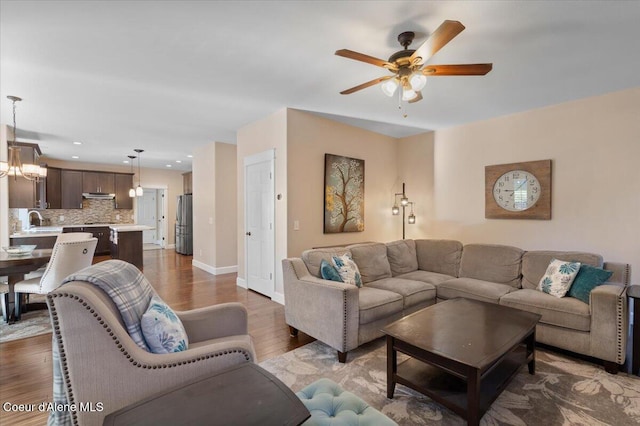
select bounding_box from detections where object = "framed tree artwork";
[324,154,365,233]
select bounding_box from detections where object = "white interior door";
[245,150,275,298]
[138,189,157,244]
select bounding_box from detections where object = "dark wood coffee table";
[383,298,541,426]
[103,362,310,426]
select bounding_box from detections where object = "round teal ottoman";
[296,378,397,426]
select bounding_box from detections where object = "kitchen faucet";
[27,210,44,228]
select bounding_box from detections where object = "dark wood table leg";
[527,329,536,375]
[386,335,397,399]
[467,368,481,426]
[633,298,639,375]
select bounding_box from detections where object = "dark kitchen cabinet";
[83,172,115,194]
[8,144,41,208]
[114,173,134,209]
[61,170,84,209]
[110,229,143,269]
[44,167,62,209]
[63,226,110,255]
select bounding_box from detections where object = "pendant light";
[0,96,47,181]
[127,155,137,197]
[134,149,144,196]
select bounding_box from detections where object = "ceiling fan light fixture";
[380,78,399,97]
[401,88,418,101]
[409,73,427,91]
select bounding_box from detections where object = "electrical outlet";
[59,215,65,222]
[116,214,120,220]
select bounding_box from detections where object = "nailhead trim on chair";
[615,290,626,365]
[48,291,254,424]
[342,289,348,352]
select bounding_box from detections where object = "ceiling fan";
[335,20,492,104]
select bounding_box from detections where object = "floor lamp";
[392,183,416,239]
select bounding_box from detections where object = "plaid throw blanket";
[48,260,155,426]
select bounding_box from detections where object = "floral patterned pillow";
[537,259,581,298]
[141,295,189,353]
[331,254,363,287]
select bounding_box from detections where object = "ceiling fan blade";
[335,49,397,70]
[421,63,493,76]
[408,91,423,104]
[410,20,465,64]
[340,76,393,95]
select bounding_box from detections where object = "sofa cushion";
[395,270,455,287]
[522,251,603,290]
[437,277,517,304]
[458,244,524,288]
[348,243,392,284]
[365,277,436,309]
[568,265,613,304]
[500,289,591,332]
[358,287,403,325]
[302,247,350,278]
[537,259,581,298]
[415,239,463,277]
[385,239,418,276]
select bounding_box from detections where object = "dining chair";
[25,232,95,281]
[1,281,9,323]
[13,238,98,320]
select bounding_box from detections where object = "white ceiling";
[1,1,639,172]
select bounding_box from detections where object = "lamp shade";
[409,73,427,91]
[129,188,136,197]
[392,205,400,215]
[136,185,143,196]
[401,88,418,101]
[400,197,409,206]
[381,78,399,97]
[408,213,416,224]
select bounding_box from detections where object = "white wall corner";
[236,277,247,288]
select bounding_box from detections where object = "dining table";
[0,249,52,323]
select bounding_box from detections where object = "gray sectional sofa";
[282,239,630,372]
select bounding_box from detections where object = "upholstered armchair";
[47,280,256,425]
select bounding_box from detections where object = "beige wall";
[286,109,401,257]
[236,108,287,292]
[192,141,238,271]
[41,158,183,245]
[215,142,237,268]
[429,88,640,276]
[397,132,435,239]
[192,143,216,266]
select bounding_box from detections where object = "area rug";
[260,339,640,425]
[0,295,52,343]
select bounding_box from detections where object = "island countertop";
[11,224,154,238]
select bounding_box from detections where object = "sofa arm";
[589,283,628,364]
[176,302,249,344]
[282,258,360,353]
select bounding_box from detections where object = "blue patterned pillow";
[320,259,343,282]
[331,254,363,288]
[537,259,581,298]
[141,295,189,353]
[568,264,613,304]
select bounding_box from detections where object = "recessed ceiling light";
[166,164,172,167]
[175,160,182,163]
[71,155,79,159]
[73,141,82,145]
[187,155,193,158]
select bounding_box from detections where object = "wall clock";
[485,159,551,219]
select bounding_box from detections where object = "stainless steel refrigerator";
[175,194,193,255]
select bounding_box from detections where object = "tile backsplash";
[10,199,134,232]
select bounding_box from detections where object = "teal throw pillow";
[568,264,613,304]
[320,259,343,282]
[141,295,189,354]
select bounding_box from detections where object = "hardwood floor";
[0,250,314,425]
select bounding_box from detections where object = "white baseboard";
[236,277,247,288]
[271,292,285,305]
[192,260,238,276]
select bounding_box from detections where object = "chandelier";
[0,96,47,181]
[134,149,144,196]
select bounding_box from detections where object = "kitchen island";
[10,224,154,269]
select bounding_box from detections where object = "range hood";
[82,192,116,200]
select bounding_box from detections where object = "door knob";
[246,232,251,236]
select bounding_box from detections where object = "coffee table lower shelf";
[393,346,528,422]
